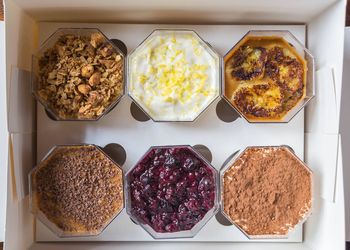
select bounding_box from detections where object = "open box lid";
[3,0,347,249]
[5,0,342,24]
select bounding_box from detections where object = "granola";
[37,32,124,120]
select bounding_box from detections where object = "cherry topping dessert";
[127,146,217,233]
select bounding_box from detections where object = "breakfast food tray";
[36,23,305,242]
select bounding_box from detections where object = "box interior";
[35,23,306,243]
[4,0,346,249]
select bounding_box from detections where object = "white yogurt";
[128,30,220,121]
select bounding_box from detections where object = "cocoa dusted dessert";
[224,35,307,122]
[30,145,124,236]
[127,146,217,236]
[35,30,124,120]
[222,146,312,238]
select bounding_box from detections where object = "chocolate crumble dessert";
[31,145,124,236]
[222,146,312,237]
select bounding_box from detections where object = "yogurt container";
[128,29,220,122]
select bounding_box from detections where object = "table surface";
[0,1,3,21]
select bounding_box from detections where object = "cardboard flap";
[342,27,350,242]
[306,67,338,134]
[10,133,36,200]
[305,132,339,202]
[304,135,345,250]
[8,67,36,134]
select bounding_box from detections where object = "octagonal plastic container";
[125,145,219,239]
[222,30,315,123]
[128,29,221,122]
[29,144,125,237]
[32,28,126,121]
[220,145,313,239]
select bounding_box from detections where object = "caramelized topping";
[224,36,307,121]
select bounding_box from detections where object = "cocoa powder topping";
[223,147,311,236]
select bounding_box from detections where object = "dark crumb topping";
[34,145,124,234]
[128,147,216,233]
[265,46,304,93]
[230,46,267,81]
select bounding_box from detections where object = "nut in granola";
[89,72,101,86]
[78,84,91,95]
[35,30,124,120]
[81,65,94,78]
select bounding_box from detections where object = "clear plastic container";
[222,30,315,123]
[125,145,219,239]
[128,29,221,122]
[32,28,126,121]
[29,144,124,237]
[220,146,313,239]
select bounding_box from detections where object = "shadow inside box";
[216,99,240,123]
[128,100,241,129]
[128,99,242,124]
[45,109,57,121]
[130,102,150,122]
[215,211,233,226]
[98,143,212,169]
[100,143,127,166]
[111,39,128,56]
[45,97,241,125]
[193,144,212,163]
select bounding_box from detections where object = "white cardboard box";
[341,27,350,241]
[3,0,347,249]
[0,18,7,243]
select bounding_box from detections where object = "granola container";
[220,146,313,239]
[222,30,315,123]
[125,145,219,239]
[29,144,125,237]
[128,29,220,122]
[32,28,125,121]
